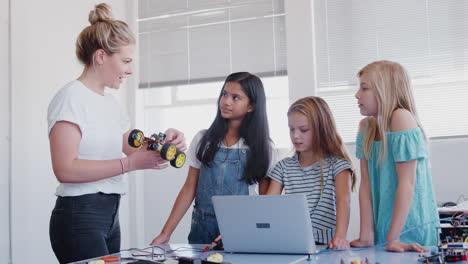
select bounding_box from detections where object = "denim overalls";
[188,147,249,244]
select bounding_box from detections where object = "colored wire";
[120,245,166,259]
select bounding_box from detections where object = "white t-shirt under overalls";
[187,129,278,195]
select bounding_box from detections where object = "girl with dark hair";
[151,72,277,245]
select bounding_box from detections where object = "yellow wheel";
[160,143,177,161]
[128,129,144,148]
[170,151,186,168]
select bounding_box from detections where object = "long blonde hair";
[76,3,135,66]
[358,60,425,162]
[288,96,356,191]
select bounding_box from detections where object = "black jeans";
[49,192,121,264]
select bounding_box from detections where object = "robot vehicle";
[128,129,186,168]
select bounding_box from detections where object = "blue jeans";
[49,193,121,264]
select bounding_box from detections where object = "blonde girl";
[351,60,439,252]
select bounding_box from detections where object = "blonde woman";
[47,3,185,263]
[267,96,355,249]
[351,61,438,252]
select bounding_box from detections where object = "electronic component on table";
[177,256,230,264]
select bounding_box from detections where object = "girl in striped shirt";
[267,96,355,249]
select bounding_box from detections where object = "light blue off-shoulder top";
[356,127,439,246]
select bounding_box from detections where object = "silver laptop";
[212,194,316,254]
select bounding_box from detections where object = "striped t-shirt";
[268,155,353,244]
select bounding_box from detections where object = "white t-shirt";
[187,129,278,195]
[47,80,130,196]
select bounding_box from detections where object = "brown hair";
[288,96,356,191]
[76,3,135,66]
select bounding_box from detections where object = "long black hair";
[196,72,271,184]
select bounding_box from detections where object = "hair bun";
[88,3,113,25]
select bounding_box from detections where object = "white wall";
[142,166,193,244]
[9,1,131,263]
[429,137,468,202]
[1,0,11,263]
[284,0,318,101]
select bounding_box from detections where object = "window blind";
[314,0,468,141]
[138,0,287,88]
